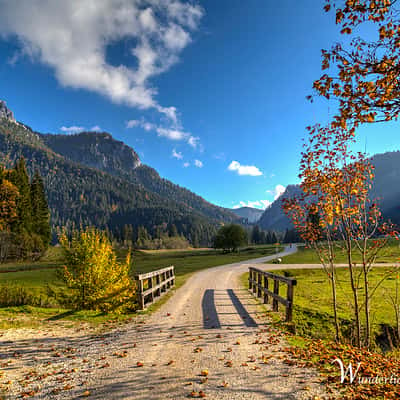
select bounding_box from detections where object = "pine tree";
[168,223,179,237]
[30,169,51,246]
[9,157,32,233]
[251,225,261,244]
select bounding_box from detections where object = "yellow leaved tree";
[59,227,136,312]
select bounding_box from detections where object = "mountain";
[0,100,14,121]
[231,207,264,223]
[258,185,301,231]
[259,152,400,232]
[0,101,239,245]
[41,132,236,223]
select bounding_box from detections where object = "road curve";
[71,245,328,400]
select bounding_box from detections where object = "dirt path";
[1,246,330,399]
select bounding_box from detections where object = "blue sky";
[0,0,398,210]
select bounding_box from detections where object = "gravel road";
[1,246,331,399]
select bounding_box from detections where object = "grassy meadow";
[278,239,400,264]
[0,244,282,328]
[243,240,400,349]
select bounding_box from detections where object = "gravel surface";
[1,246,333,399]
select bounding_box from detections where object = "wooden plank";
[253,283,289,307]
[135,266,174,280]
[248,267,296,285]
[142,276,175,297]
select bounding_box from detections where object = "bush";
[59,227,136,312]
[0,284,41,307]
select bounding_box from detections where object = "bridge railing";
[248,266,296,321]
[135,266,175,310]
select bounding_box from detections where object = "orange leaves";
[315,1,400,131]
[340,27,352,34]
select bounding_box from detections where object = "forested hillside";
[42,132,237,223]
[259,153,400,232]
[0,112,238,246]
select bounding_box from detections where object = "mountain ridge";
[0,101,239,245]
[258,152,400,232]
[231,206,264,223]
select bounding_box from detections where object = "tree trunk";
[330,264,340,342]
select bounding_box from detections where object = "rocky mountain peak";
[0,100,15,121]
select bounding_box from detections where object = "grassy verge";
[242,266,400,347]
[240,270,400,399]
[279,239,400,264]
[0,244,283,329]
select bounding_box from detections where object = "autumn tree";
[59,227,135,312]
[0,165,18,232]
[284,124,397,347]
[313,0,400,134]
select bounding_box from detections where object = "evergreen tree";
[251,225,261,244]
[30,169,51,245]
[9,158,32,233]
[168,223,179,237]
[122,224,133,247]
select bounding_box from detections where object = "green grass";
[279,239,400,264]
[242,265,400,348]
[0,244,283,328]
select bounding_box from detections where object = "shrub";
[0,284,41,307]
[59,227,136,312]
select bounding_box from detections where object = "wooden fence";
[248,266,297,321]
[135,266,175,310]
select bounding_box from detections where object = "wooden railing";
[248,267,297,321]
[135,266,175,310]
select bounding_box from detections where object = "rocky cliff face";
[0,100,15,121]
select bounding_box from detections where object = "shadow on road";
[227,289,258,327]
[202,289,221,329]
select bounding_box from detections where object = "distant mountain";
[231,207,264,223]
[258,152,400,232]
[258,185,301,231]
[0,100,239,245]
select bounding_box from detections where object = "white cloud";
[0,0,203,125]
[60,126,85,134]
[267,184,286,200]
[194,159,203,168]
[172,148,183,160]
[183,162,190,168]
[228,161,263,177]
[127,118,199,148]
[126,120,140,128]
[90,125,102,132]
[233,200,271,210]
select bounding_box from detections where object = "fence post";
[249,269,253,291]
[263,275,269,304]
[138,279,145,310]
[272,280,279,311]
[257,271,262,297]
[286,283,294,322]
